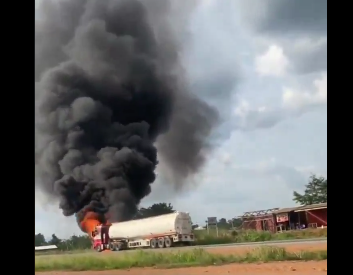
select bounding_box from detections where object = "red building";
[240,208,278,233]
[274,203,327,231]
[295,203,327,228]
[238,203,327,233]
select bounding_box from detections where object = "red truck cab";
[91,224,110,252]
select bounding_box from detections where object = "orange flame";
[80,211,112,236]
[80,212,102,235]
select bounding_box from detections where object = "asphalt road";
[195,237,327,249]
[35,237,327,258]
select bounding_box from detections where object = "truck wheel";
[117,242,124,251]
[157,238,165,248]
[150,238,157,249]
[110,243,116,251]
[164,237,172,248]
[95,245,103,252]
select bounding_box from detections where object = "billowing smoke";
[35,0,218,226]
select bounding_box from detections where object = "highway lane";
[195,237,327,249]
[36,237,326,257]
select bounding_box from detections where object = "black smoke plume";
[35,0,218,225]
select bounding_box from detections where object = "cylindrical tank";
[108,212,192,239]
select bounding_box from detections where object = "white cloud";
[255,45,289,77]
[234,100,269,118]
[232,71,327,131]
[233,100,250,117]
[282,72,327,109]
[290,37,327,55]
[35,0,327,238]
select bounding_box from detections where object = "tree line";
[35,174,326,251]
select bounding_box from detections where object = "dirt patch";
[36,261,327,275]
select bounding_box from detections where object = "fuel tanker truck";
[91,211,195,252]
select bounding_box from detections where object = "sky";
[35,0,327,239]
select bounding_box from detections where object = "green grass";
[35,246,327,272]
[194,228,327,245]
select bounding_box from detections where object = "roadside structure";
[238,203,327,233]
[273,203,327,231]
[240,208,278,232]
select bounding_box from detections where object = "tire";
[157,238,165,248]
[150,238,157,249]
[110,243,116,251]
[95,245,103,252]
[164,237,172,248]
[117,242,124,251]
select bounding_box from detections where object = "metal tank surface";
[108,211,192,239]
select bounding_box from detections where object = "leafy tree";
[70,235,91,249]
[219,218,227,223]
[192,224,199,229]
[217,218,231,229]
[293,174,327,205]
[49,234,61,246]
[216,218,243,229]
[35,233,47,246]
[229,218,242,228]
[135,202,175,219]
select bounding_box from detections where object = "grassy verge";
[35,246,327,272]
[194,228,327,245]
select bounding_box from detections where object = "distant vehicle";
[91,212,195,252]
[35,245,58,251]
[193,226,206,230]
